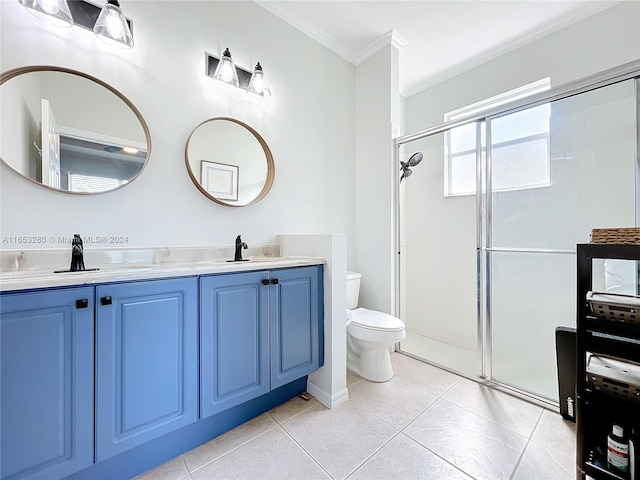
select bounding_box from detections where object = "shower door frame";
[393,60,640,405]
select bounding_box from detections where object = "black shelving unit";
[576,243,640,480]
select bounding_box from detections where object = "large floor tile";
[348,375,437,429]
[404,399,527,480]
[268,392,319,424]
[190,427,329,480]
[348,433,472,480]
[530,408,576,459]
[392,355,461,397]
[183,413,277,472]
[135,456,190,480]
[513,441,575,480]
[281,401,396,480]
[443,378,543,437]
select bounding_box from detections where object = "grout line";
[433,397,534,440]
[186,397,324,476]
[439,375,463,398]
[278,423,335,479]
[185,421,281,475]
[396,431,478,479]
[344,431,402,479]
[267,397,321,425]
[399,396,439,433]
[508,409,544,480]
[344,398,404,433]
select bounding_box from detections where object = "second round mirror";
[185,118,274,206]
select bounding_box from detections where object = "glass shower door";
[488,80,638,400]
[398,127,481,377]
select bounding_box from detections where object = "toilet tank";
[346,271,362,309]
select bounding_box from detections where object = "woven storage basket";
[591,227,640,245]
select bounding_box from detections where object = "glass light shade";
[19,0,74,27]
[248,62,265,96]
[213,48,239,88]
[93,0,134,49]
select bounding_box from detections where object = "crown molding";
[255,1,356,63]
[356,29,408,65]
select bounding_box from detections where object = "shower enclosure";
[395,61,640,403]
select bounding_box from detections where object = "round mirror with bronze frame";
[185,117,275,207]
[0,66,152,194]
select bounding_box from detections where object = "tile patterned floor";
[136,354,576,480]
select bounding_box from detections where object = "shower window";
[444,78,551,196]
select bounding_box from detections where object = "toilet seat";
[350,307,404,332]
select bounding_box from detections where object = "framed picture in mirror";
[200,160,238,201]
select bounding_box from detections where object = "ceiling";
[257,0,623,96]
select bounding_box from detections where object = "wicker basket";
[590,227,640,245]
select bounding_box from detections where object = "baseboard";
[306,381,349,408]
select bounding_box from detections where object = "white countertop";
[0,250,325,292]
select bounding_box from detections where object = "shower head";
[408,152,423,167]
[400,151,422,182]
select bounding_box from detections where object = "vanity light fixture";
[93,0,134,48]
[248,63,266,96]
[18,0,74,27]
[206,51,271,97]
[213,48,240,88]
[18,0,134,48]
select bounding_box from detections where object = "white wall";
[354,45,399,313]
[0,1,356,251]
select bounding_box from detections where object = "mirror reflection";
[0,67,150,194]
[185,118,274,207]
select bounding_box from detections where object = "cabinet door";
[270,266,323,389]
[95,278,198,461]
[200,271,270,418]
[1,287,94,480]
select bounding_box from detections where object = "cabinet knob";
[76,299,89,309]
[271,278,279,285]
[101,296,112,306]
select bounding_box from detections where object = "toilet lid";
[350,308,405,332]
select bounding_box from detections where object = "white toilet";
[346,271,406,382]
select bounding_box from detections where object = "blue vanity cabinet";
[95,277,198,462]
[200,265,324,418]
[270,266,323,389]
[0,287,94,480]
[200,271,270,418]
